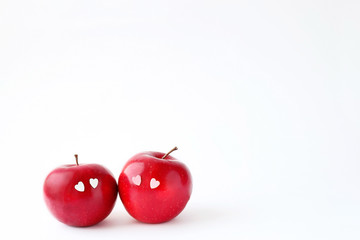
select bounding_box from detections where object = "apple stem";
[162,146,178,159]
[74,154,79,166]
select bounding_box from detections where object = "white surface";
[1,0,360,239]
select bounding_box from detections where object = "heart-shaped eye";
[132,175,141,186]
[89,178,98,189]
[150,178,160,189]
[74,181,85,192]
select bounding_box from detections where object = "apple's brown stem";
[162,146,178,159]
[74,154,79,166]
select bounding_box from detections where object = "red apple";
[43,155,118,227]
[118,147,192,223]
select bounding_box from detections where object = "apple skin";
[118,151,192,223]
[43,164,118,227]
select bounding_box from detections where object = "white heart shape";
[74,181,85,192]
[132,175,141,186]
[150,178,160,189]
[89,178,98,189]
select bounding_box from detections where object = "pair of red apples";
[43,147,192,227]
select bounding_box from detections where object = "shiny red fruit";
[43,156,118,227]
[118,147,192,223]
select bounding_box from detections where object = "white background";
[1,0,360,239]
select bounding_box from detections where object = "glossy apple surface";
[118,149,192,223]
[43,160,118,227]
